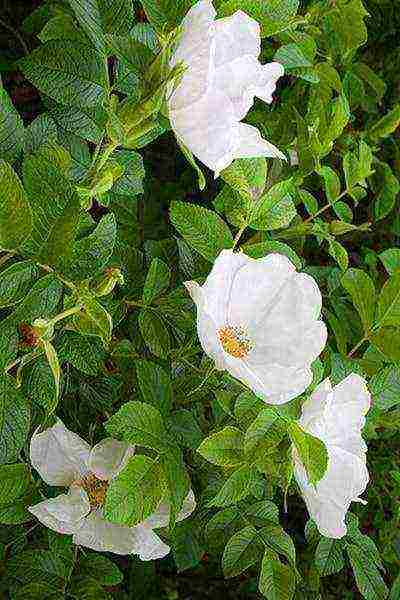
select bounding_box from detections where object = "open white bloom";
[29,420,195,558]
[168,0,285,176]
[293,374,371,538]
[185,250,327,404]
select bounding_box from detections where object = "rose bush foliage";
[0,0,399,599]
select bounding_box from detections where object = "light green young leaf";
[74,296,112,344]
[328,240,349,272]
[218,0,299,38]
[379,249,400,275]
[318,166,341,203]
[198,426,244,467]
[288,422,328,485]
[368,104,400,141]
[0,161,32,251]
[250,180,297,231]
[42,340,60,413]
[370,327,400,361]
[243,241,302,269]
[104,455,164,526]
[221,158,267,202]
[170,201,233,262]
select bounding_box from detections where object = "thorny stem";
[347,336,368,358]
[304,189,349,223]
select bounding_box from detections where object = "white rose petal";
[73,509,137,555]
[88,438,135,481]
[169,0,285,176]
[186,250,327,404]
[30,419,91,486]
[294,374,371,538]
[133,524,171,561]
[28,487,90,535]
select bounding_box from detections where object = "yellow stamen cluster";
[218,326,252,359]
[79,473,109,509]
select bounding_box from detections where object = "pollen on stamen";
[218,325,252,359]
[76,473,109,509]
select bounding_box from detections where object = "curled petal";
[212,10,260,66]
[88,439,135,481]
[30,419,90,486]
[73,509,137,555]
[29,487,90,535]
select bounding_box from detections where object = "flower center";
[218,325,252,359]
[78,473,109,509]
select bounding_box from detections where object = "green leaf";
[370,366,400,411]
[0,375,30,464]
[259,524,296,567]
[141,0,195,32]
[221,158,267,203]
[0,86,24,163]
[0,464,31,508]
[258,550,295,600]
[61,214,117,281]
[250,180,297,231]
[0,161,32,251]
[24,358,57,414]
[368,104,400,141]
[377,274,400,327]
[168,409,203,450]
[379,249,400,275]
[0,261,39,308]
[373,162,399,221]
[347,543,389,600]
[175,137,206,191]
[142,258,170,304]
[99,0,135,34]
[370,327,400,362]
[390,573,400,600]
[341,268,376,333]
[80,555,123,586]
[74,296,112,344]
[159,446,190,528]
[288,421,328,485]
[244,408,286,456]
[218,0,299,38]
[12,583,63,600]
[328,240,349,272]
[21,146,82,268]
[343,141,373,193]
[24,114,58,156]
[67,0,105,53]
[222,525,262,578]
[139,309,171,358]
[19,40,109,111]
[197,426,244,467]
[211,464,261,507]
[318,166,341,203]
[105,149,145,198]
[104,455,164,526]
[323,0,368,56]
[315,538,345,576]
[105,400,170,452]
[57,330,106,375]
[170,201,233,262]
[171,519,203,572]
[136,360,172,417]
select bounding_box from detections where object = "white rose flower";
[168,0,285,176]
[29,419,196,558]
[293,374,371,538]
[185,250,327,404]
